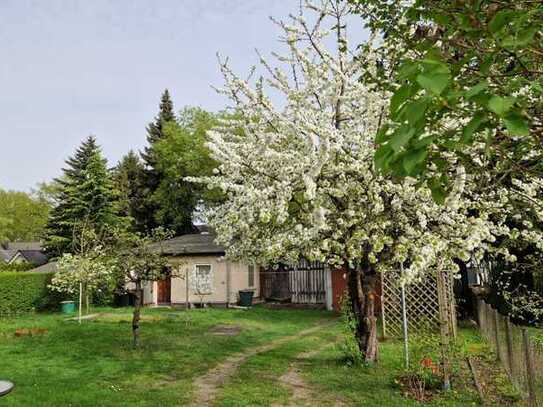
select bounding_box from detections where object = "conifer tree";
[112,150,146,232]
[44,136,120,257]
[140,90,176,232]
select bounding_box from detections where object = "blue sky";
[0,1,365,191]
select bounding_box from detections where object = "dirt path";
[273,341,344,407]
[189,321,334,407]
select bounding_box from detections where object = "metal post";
[78,282,82,324]
[400,283,409,369]
[185,267,190,310]
[380,272,387,339]
[400,263,409,369]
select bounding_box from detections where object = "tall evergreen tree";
[44,136,120,257]
[141,89,175,187]
[139,89,177,232]
[112,150,146,232]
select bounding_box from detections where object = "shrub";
[336,292,364,366]
[0,262,35,272]
[0,272,63,315]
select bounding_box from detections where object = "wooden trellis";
[381,269,457,339]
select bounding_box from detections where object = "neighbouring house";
[0,241,48,267]
[0,248,17,263]
[142,229,260,307]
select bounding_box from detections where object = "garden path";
[189,320,334,407]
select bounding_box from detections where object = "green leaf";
[504,112,529,136]
[416,73,450,95]
[489,10,513,33]
[398,98,430,126]
[389,126,415,152]
[479,56,494,75]
[402,148,427,175]
[465,81,488,99]
[487,96,515,116]
[374,144,393,172]
[375,125,390,144]
[390,84,417,115]
[462,112,488,143]
[428,178,446,204]
[397,61,419,80]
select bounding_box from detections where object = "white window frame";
[193,263,213,294]
[248,264,255,288]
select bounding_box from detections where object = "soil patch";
[273,342,344,407]
[14,328,48,337]
[189,321,334,407]
[209,325,242,336]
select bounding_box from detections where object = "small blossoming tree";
[192,0,502,362]
[109,228,172,347]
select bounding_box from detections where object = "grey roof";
[27,261,58,274]
[0,249,17,263]
[4,241,43,251]
[11,250,48,266]
[195,224,214,234]
[156,232,225,256]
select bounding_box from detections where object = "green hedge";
[0,272,63,315]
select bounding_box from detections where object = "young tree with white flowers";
[191,0,507,362]
[109,228,171,348]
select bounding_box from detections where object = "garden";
[0,305,522,406]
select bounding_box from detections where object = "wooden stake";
[505,317,514,375]
[493,309,501,362]
[522,329,537,407]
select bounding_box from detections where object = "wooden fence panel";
[261,261,326,304]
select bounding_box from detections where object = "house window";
[248,264,255,287]
[193,264,213,294]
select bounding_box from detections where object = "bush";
[336,292,365,366]
[0,272,64,315]
[0,262,35,272]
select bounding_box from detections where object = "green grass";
[0,306,517,406]
[0,306,333,406]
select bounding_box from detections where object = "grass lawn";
[0,306,519,406]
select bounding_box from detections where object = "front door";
[157,277,171,304]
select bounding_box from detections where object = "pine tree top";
[141,89,177,170]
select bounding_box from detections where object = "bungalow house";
[0,242,48,267]
[143,229,260,307]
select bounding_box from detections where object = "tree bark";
[132,281,142,348]
[347,263,379,363]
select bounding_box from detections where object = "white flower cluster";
[191,0,539,286]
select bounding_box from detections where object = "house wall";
[144,254,259,306]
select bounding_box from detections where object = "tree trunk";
[132,281,142,348]
[347,264,379,363]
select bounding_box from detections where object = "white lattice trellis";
[381,270,456,339]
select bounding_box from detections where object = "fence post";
[493,308,501,361]
[504,317,514,375]
[522,329,537,407]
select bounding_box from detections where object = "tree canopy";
[0,188,50,242]
[43,136,121,257]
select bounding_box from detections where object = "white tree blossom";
[192,0,501,285]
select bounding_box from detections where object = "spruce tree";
[44,136,120,257]
[112,150,146,232]
[140,90,177,232]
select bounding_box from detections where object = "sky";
[0,0,366,192]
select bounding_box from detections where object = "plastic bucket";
[60,301,76,314]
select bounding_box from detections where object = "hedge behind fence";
[0,272,62,315]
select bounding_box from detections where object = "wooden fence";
[260,260,326,304]
[476,300,543,406]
